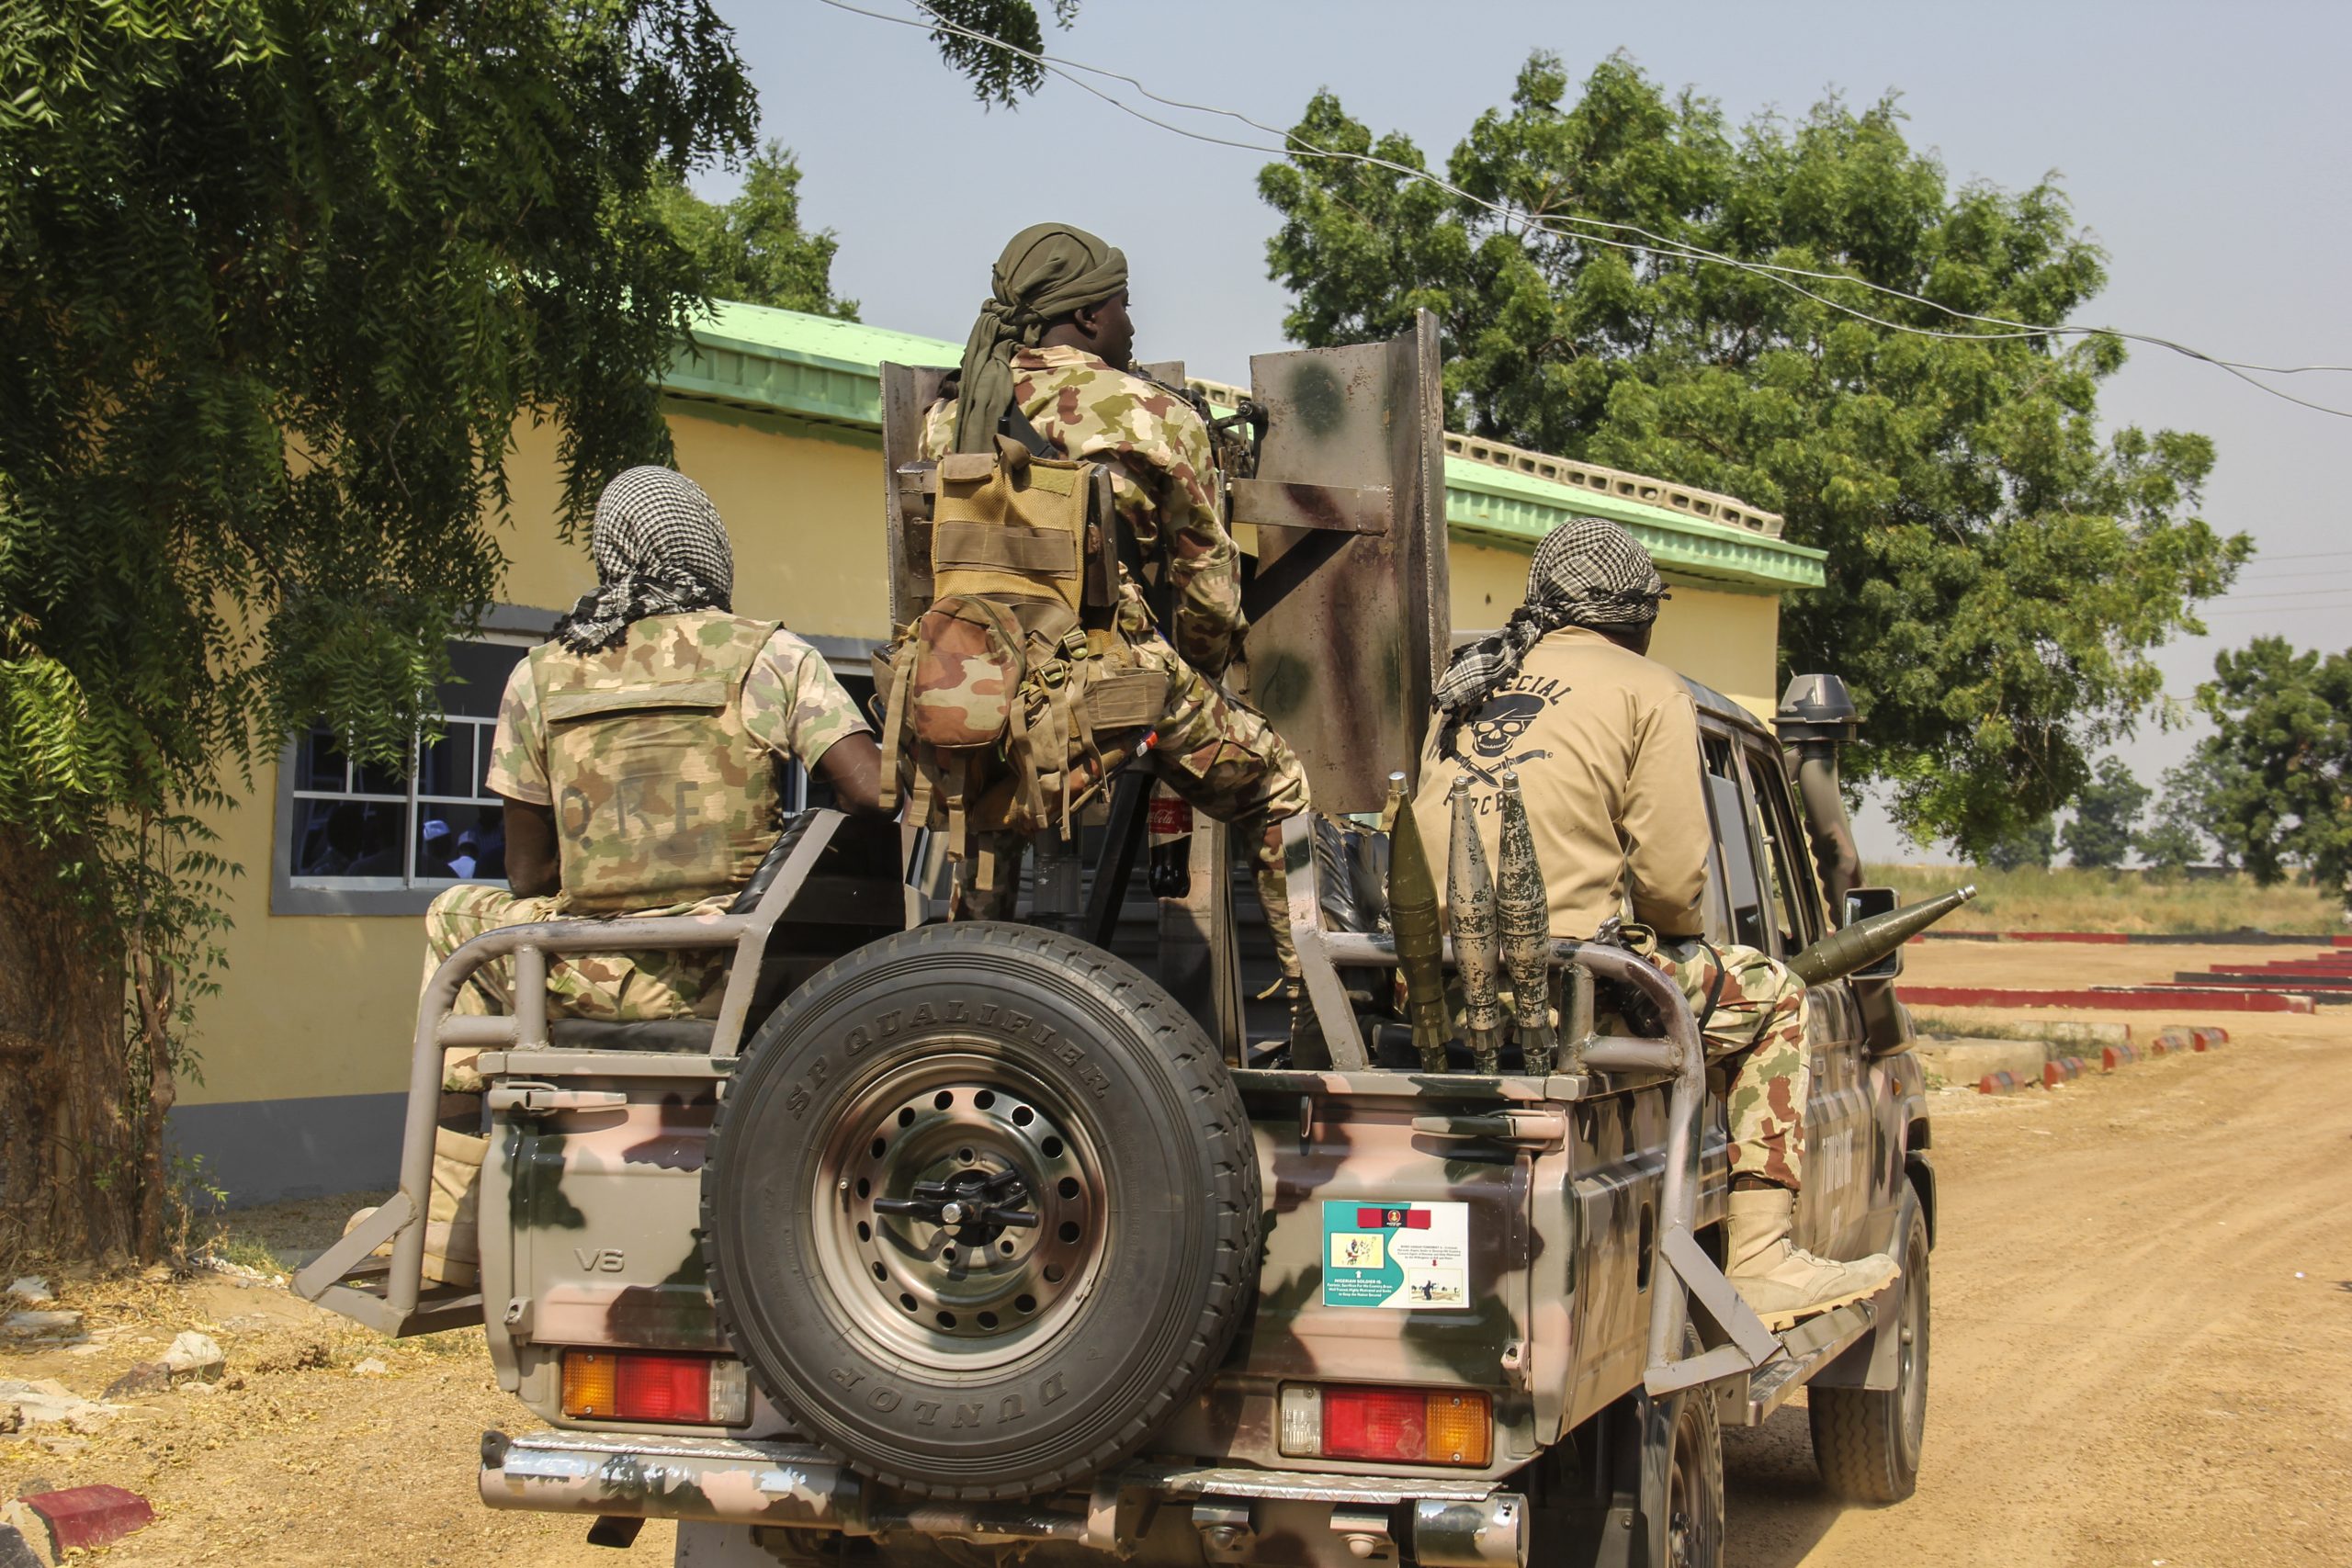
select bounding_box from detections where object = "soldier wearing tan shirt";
[1413,624,1707,942]
[1415,517,1895,1329]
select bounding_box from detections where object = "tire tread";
[700,920,1261,1502]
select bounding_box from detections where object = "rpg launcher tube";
[1447,776,1506,1075]
[1785,885,1979,986]
[1385,772,1451,1072]
[1496,771,1558,1076]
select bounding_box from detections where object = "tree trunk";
[131,929,176,1262]
[0,824,134,1263]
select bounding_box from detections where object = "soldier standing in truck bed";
[1409,517,1897,1328]
[920,221,1309,988]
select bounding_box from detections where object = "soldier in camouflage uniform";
[424,465,885,1066]
[923,223,1308,977]
[1415,517,1895,1327]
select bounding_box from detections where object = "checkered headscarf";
[1433,517,1668,725]
[551,467,736,653]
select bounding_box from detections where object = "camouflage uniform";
[921,346,1308,959]
[1651,938,1808,1190]
[423,614,872,1056]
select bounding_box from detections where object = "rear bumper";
[481,1429,1527,1566]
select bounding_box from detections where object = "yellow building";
[173,301,1825,1202]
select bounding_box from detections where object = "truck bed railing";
[292,812,854,1336]
[1290,819,1782,1398]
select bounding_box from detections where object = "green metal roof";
[665,301,1825,594]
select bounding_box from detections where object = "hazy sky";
[713,1,2352,859]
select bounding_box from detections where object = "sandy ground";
[3,944,2345,1567]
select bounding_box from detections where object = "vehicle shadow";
[1723,1405,1848,1568]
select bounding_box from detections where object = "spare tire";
[703,921,1261,1500]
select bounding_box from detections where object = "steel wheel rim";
[811,1047,1109,1371]
[1897,1225,1930,1460]
[1667,1410,1699,1568]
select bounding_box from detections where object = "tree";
[1979,817,2056,874]
[1257,54,2245,854]
[2195,637,2352,911]
[657,141,859,318]
[2061,756,2151,870]
[0,2,757,1260]
[920,0,1083,107]
[2140,754,2240,874]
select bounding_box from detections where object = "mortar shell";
[1385,772,1451,1070]
[1497,771,1557,1074]
[1448,775,1506,1074]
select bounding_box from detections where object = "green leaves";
[0,0,759,838]
[2060,756,2151,871]
[655,141,858,319]
[1260,52,2246,852]
[2195,638,2352,908]
[921,0,1082,108]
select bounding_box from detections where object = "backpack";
[876,434,1166,895]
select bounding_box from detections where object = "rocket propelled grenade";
[1496,771,1557,1076]
[1785,885,1979,986]
[1447,776,1506,1074]
[1385,772,1451,1071]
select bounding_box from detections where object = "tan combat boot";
[1725,1186,1899,1331]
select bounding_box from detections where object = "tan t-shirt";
[1410,626,1708,940]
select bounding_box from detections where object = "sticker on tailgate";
[1320,1201,1470,1308]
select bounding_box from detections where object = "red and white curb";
[1973,1024,2229,1093]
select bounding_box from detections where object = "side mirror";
[1841,886,1903,979]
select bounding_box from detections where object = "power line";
[2211,586,2352,603]
[2239,547,2352,563]
[822,0,2352,419]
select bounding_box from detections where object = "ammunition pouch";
[876,437,1165,896]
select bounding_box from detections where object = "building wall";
[1445,538,1782,720]
[174,400,1791,1201]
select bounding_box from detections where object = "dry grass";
[1863,863,2346,935]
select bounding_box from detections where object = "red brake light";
[562,1349,743,1424]
[616,1352,709,1422]
[1322,1385,1429,1462]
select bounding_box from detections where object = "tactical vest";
[529,612,782,914]
[876,434,1164,890]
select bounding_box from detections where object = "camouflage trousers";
[422,883,731,1026]
[967,633,1311,977]
[1650,938,1808,1190]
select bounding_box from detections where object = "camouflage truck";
[300,317,1944,1568]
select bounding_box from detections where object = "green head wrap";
[953,222,1129,453]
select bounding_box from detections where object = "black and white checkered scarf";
[1433,516,1668,726]
[551,467,736,654]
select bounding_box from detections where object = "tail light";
[560,1349,749,1426]
[1279,1383,1493,1467]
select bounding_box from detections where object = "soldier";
[1408,517,1897,1328]
[920,221,1309,987]
[390,467,888,1283]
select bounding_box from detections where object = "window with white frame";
[284,637,532,891]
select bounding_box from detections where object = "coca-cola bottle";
[1147,784,1193,897]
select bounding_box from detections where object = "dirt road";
[1723,1005,2352,1567]
[5,957,2346,1565]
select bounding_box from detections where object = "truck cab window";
[1701,734,1772,951]
[1744,744,1825,953]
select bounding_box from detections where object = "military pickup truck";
[300,317,1943,1568]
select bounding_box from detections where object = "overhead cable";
[818,0,2352,419]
